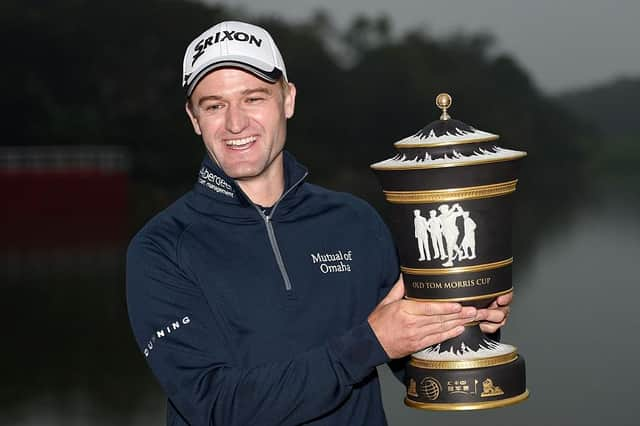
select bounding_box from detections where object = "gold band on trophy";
[409,352,519,370]
[383,180,518,204]
[371,152,527,171]
[392,134,499,148]
[404,288,513,303]
[401,257,513,275]
[404,390,530,411]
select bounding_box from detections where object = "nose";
[225,104,249,134]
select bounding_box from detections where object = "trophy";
[371,93,528,410]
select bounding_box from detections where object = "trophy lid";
[371,93,526,170]
[395,93,499,148]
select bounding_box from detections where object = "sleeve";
[372,210,400,303]
[369,209,409,384]
[126,232,390,426]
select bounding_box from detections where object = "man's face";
[186,68,296,183]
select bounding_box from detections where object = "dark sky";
[208,0,640,93]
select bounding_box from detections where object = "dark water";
[3,202,638,425]
[3,245,164,425]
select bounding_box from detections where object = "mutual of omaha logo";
[310,250,353,274]
[412,202,477,267]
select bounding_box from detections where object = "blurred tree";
[556,76,640,201]
[252,16,347,183]
[1,0,229,185]
[1,0,603,251]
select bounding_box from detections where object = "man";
[413,209,430,261]
[426,209,445,260]
[439,203,465,267]
[460,210,477,260]
[126,21,511,426]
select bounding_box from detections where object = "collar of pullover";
[190,150,309,220]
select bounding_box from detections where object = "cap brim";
[185,61,283,97]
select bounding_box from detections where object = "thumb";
[380,275,405,306]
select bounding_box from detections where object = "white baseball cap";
[182,21,288,97]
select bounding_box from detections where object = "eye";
[204,103,224,111]
[246,96,266,104]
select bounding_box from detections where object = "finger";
[479,306,509,324]
[410,310,477,328]
[486,291,512,309]
[480,321,505,334]
[402,316,470,343]
[485,307,509,323]
[402,300,465,316]
[380,275,405,306]
[473,308,490,322]
[496,292,513,307]
[418,325,466,349]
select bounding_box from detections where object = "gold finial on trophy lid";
[435,93,452,120]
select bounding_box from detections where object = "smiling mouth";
[225,136,257,149]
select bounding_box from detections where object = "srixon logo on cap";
[192,31,264,66]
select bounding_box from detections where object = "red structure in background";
[1,146,130,250]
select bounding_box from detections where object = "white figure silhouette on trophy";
[460,211,477,260]
[426,209,446,260]
[439,203,464,267]
[413,209,431,261]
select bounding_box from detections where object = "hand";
[368,276,479,359]
[479,291,513,334]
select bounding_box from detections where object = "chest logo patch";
[310,250,353,273]
[198,167,235,198]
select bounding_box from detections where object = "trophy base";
[405,389,529,411]
[404,352,527,411]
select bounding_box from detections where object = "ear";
[185,101,202,135]
[283,82,297,119]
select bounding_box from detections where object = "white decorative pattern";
[413,339,516,361]
[395,127,498,146]
[371,147,524,169]
[413,204,477,267]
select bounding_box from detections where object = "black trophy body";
[371,94,529,410]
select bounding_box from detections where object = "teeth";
[225,136,256,146]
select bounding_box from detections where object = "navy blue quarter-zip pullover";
[126,151,401,425]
